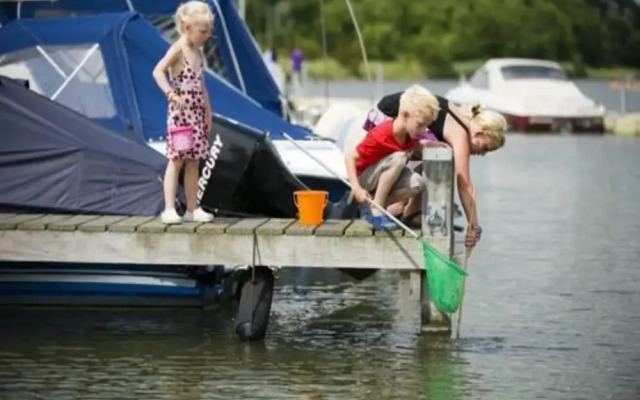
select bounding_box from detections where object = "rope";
[455,187,476,339]
[250,233,257,326]
[343,0,374,107]
[319,0,329,109]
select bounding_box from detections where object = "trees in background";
[245,0,640,77]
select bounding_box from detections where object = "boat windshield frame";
[500,65,569,81]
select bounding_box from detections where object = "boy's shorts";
[358,151,424,204]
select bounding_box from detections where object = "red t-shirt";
[355,120,418,175]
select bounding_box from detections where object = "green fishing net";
[423,242,468,314]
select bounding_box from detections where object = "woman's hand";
[465,224,482,250]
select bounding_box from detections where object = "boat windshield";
[0,44,117,119]
[501,65,568,81]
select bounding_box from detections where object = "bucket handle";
[293,191,328,208]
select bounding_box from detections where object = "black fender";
[234,266,275,341]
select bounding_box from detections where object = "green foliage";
[246,0,640,78]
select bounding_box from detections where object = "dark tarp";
[0,75,169,216]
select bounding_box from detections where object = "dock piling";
[420,147,455,334]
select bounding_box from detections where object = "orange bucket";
[293,190,328,226]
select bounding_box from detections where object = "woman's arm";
[152,42,182,96]
[451,137,478,227]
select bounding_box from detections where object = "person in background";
[290,47,304,97]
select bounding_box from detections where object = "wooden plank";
[284,221,319,236]
[108,216,154,233]
[344,219,373,237]
[18,214,72,231]
[49,215,101,231]
[314,219,353,237]
[77,215,128,232]
[166,222,204,234]
[195,218,238,234]
[0,213,17,222]
[136,217,167,234]
[255,218,296,235]
[0,229,430,270]
[0,214,45,230]
[375,227,405,237]
[226,218,269,235]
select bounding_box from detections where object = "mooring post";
[419,146,454,333]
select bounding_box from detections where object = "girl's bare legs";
[161,159,184,224]
[184,159,213,222]
[184,159,199,212]
[164,158,183,211]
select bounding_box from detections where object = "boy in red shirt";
[345,84,441,230]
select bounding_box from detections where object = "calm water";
[1,134,640,399]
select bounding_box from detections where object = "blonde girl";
[152,1,215,224]
[365,91,507,249]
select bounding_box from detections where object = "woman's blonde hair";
[399,84,440,121]
[469,103,507,149]
[175,1,214,33]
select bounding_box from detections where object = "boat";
[0,0,350,203]
[445,58,606,133]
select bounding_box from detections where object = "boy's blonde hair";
[398,84,440,121]
[175,1,214,33]
[470,104,507,149]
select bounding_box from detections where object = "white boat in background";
[445,58,606,133]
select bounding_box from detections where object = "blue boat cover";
[0,0,285,118]
[0,75,168,216]
[0,11,307,144]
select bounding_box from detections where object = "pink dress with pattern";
[166,52,210,160]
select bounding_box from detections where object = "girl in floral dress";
[152,1,215,224]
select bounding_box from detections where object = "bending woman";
[364,92,507,249]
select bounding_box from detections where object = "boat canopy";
[0,0,285,118]
[0,11,309,144]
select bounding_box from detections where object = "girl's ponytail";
[471,103,484,118]
[174,3,187,32]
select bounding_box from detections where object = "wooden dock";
[0,148,460,338]
[0,214,444,270]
